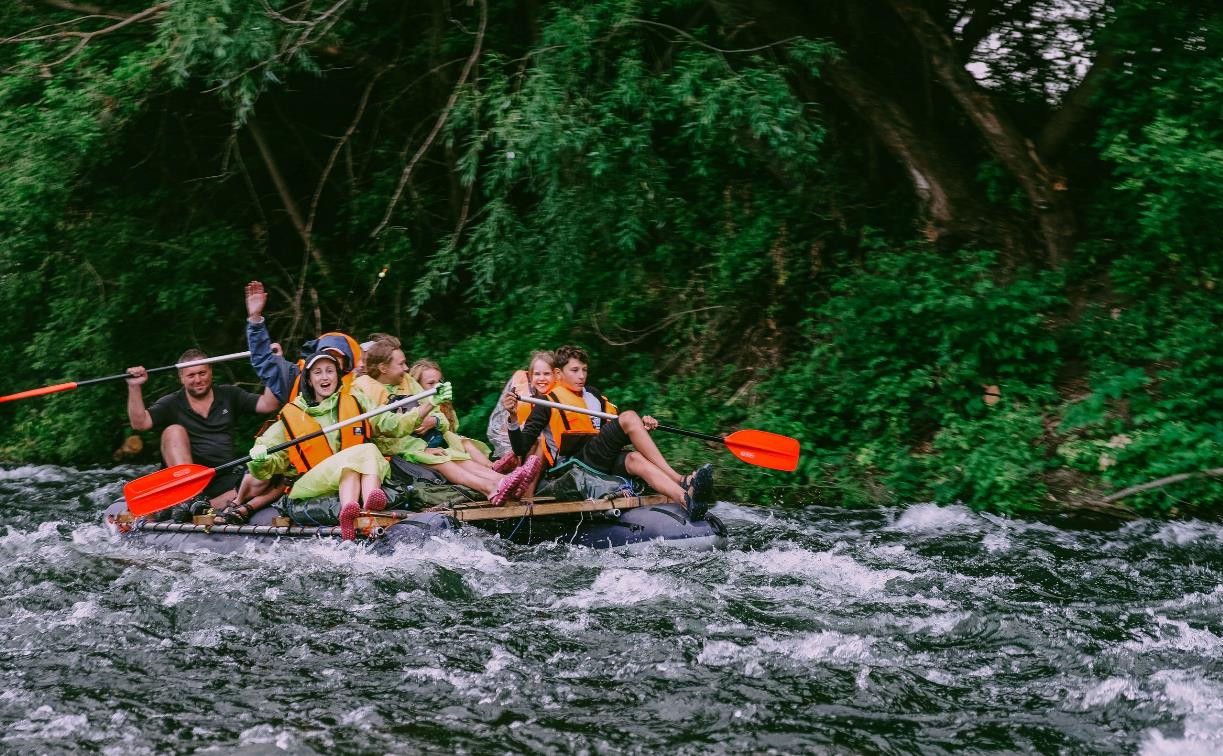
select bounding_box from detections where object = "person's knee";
[161,424,188,445]
[623,451,644,471]
[618,411,641,431]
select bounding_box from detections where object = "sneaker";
[492,454,520,474]
[684,491,709,521]
[339,501,360,540]
[364,488,389,512]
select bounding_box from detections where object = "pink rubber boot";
[339,501,360,541]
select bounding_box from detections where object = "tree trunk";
[887,0,1076,265]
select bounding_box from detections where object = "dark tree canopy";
[0,0,1219,513]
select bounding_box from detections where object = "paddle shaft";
[515,394,723,443]
[0,351,252,404]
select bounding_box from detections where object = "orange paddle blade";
[124,464,216,516]
[0,382,78,404]
[723,429,801,472]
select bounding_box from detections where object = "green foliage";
[0,0,1220,517]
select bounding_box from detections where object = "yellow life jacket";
[541,385,617,466]
[278,385,369,474]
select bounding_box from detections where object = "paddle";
[515,394,801,472]
[123,387,438,516]
[0,351,252,404]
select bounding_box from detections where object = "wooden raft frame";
[444,494,668,522]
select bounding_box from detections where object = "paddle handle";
[223,387,440,473]
[515,395,725,443]
[0,351,254,403]
[88,350,254,386]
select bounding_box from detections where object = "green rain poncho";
[351,374,456,465]
[248,387,422,500]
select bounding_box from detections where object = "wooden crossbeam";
[447,494,668,522]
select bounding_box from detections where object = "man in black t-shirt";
[126,348,280,504]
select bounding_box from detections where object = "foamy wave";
[891,503,981,532]
[2,706,91,742]
[1122,616,1223,655]
[0,465,74,484]
[759,630,875,662]
[1153,521,1223,546]
[1080,676,1140,709]
[554,569,686,608]
[1140,670,1223,756]
[733,547,907,594]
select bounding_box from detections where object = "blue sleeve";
[246,319,297,404]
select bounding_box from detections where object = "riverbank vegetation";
[1,0,1218,514]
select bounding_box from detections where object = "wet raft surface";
[1,463,1221,753]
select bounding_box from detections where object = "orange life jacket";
[540,385,617,466]
[278,385,369,475]
[287,332,363,404]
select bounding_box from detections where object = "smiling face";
[556,358,588,393]
[529,357,554,394]
[417,367,443,391]
[308,359,340,400]
[378,349,408,386]
[178,364,213,400]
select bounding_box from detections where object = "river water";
[0,463,1220,754]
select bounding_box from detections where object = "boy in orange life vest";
[502,345,714,519]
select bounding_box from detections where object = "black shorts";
[572,418,632,478]
[203,466,243,499]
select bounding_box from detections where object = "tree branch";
[2,2,167,67]
[247,119,331,279]
[40,0,131,19]
[1037,42,1122,159]
[306,67,386,236]
[371,0,487,238]
[1104,467,1223,503]
[888,0,1075,265]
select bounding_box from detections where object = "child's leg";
[454,459,503,487]
[463,439,492,467]
[615,411,684,483]
[432,460,499,498]
[623,451,688,504]
[359,472,381,502]
[338,469,360,504]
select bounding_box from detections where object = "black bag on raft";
[535,459,644,501]
[386,457,484,510]
[277,495,345,526]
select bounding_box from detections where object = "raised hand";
[125,366,148,386]
[245,280,268,321]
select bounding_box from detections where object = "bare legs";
[429,457,504,498]
[616,411,694,505]
[160,425,193,467]
[616,412,684,482]
[338,470,382,504]
[462,439,493,467]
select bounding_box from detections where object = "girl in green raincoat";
[247,350,437,539]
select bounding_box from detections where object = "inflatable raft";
[104,459,727,552]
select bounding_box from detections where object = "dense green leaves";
[0,0,1219,514]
